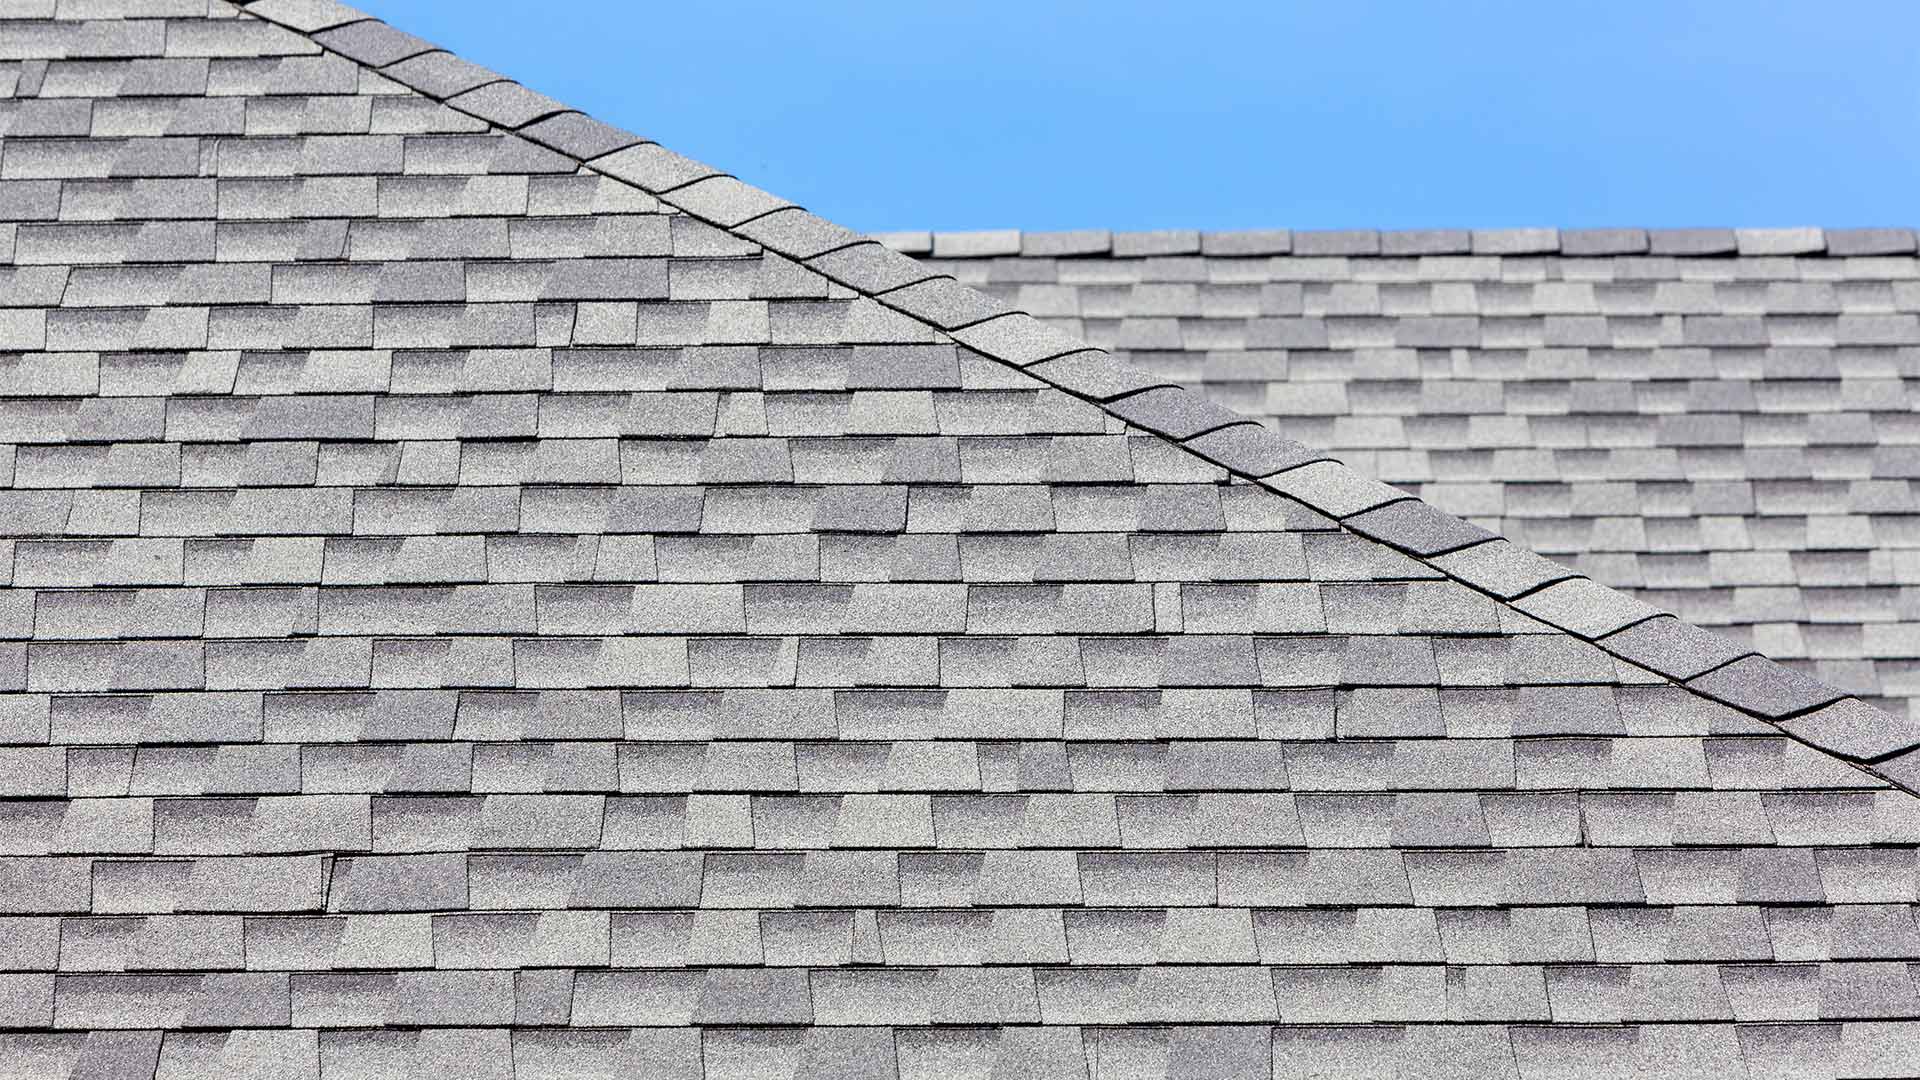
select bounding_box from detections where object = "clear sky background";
[363,1,1918,233]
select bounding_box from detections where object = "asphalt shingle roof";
[1,2,1919,1077]
[895,227,1920,730]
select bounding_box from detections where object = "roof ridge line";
[233,0,1920,795]
[874,226,1920,259]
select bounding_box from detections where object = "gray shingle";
[1599,615,1754,682]
[879,275,1014,331]
[1292,229,1379,256]
[1376,229,1469,255]
[1687,655,1847,719]
[667,174,791,228]
[1107,387,1248,440]
[383,50,498,99]
[519,111,641,160]
[593,141,717,192]
[0,1,1902,1065]
[932,229,1020,258]
[1779,697,1920,762]
[735,208,863,260]
[948,312,1091,366]
[311,19,436,67]
[448,80,565,128]
[1648,227,1738,255]
[1343,497,1496,556]
[246,1,367,33]
[806,243,940,295]
[1826,226,1916,255]
[1511,577,1664,639]
[1112,230,1200,257]
[1472,227,1558,254]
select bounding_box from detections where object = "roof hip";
[235,0,1920,794]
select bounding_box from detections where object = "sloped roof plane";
[0,1,1917,1077]
[892,226,1920,731]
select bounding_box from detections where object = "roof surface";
[889,228,1920,730]
[1,2,1919,1078]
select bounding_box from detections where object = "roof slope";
[891,227,1920,729]
[0,2,1916,1077]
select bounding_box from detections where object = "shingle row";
[0,94,511,141]
[4,843,1917,914]
[0,169,662,220]
[6,583,1585,637]
[14,901,1920,971]
[0,298,935,349]
[5,530,1415,585]
[0,400,1125,441]
[1054,312,1920,351]
[7,635,1680,694]
[5,961,1920,1030]
[4,788,1914,853]
[2,732,1875,798]
[0,482,1343,537]
[885,227,1920,259]
[6,214,751,261]
[0,346,1032,396]
[3,1020,1919,1080]
[969,277,1920,317]
[942,255,1920,289]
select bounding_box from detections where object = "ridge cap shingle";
[232,0,1920,794]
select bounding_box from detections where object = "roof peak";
[876,227,1920,259]
[234,0,1920,794]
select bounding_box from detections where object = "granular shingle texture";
[1,3,1919,1078]
[902,228,1920,726]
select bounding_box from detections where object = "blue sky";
[364,1,1918,233]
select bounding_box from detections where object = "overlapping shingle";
[899,226,1920,733]
[0,1,1912,1075]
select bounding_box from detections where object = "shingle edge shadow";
[233,0,1920,794]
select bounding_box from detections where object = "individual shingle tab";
[1688,655,1847,719]
[1648,227,1738,254]
[1511,577,1664,639]
[311,19,436,67]
[1107,387,1248,440]
[383,50,498,99]
[1601,616,1754,682]
[1026,229,1113,256]
[807,242,941,295]
[518,111,641,160]
[1779,697,1920,762]
[245,1,368,33]
[733,208,863,260]
[448,80,566,128]
[933,230,1020,257]
[1183,422,1327,477]
[1826,226,1915,254]
[1343,498,1496,556]
[592,141,718,192]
